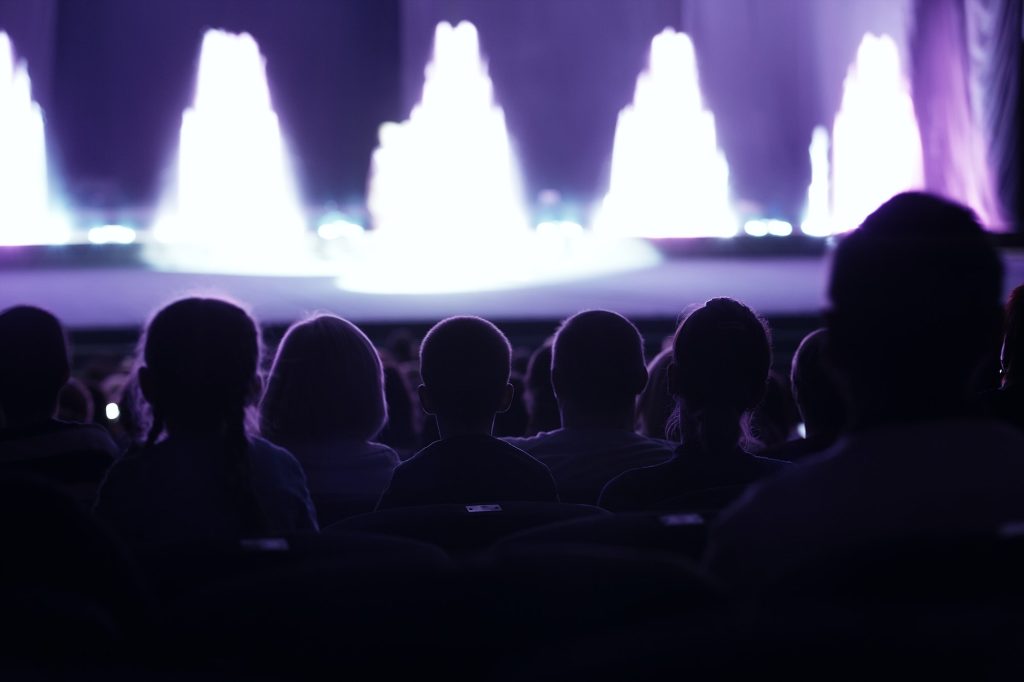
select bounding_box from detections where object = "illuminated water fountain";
[148,29,312,273]
[831,33,923,233]
[592,29,736,238]
[338,21,658,294]
[0,32,68,246]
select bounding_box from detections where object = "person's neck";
[435,415,495,440]
[559,404,635,431]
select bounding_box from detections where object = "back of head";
[827,192,1003,417]
[419,316,511,421]
[0,306,70,424]
[552,310,648,417]
[140,297,260,438]
[790,328,845,438]
[1002,284,1024,387]
[261,315,387,447]
[636,347,676,440]
[673,298,771,416]
[524,341,560,434]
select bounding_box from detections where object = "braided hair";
[137,297,267,535]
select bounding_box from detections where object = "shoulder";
[599,459,673,509]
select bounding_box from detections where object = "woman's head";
[261,314,387,446]
[137,297,261,440]
[671,298,771,450]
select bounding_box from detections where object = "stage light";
[105,402,120,422]
[743,220,769,237]
[765,220,793,237]
[317,219,364,241]
[88,224,137,245]
[536,220,584,238]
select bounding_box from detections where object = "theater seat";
[496,510,708,560]
[326,501,608,552]
[647,484,751,516]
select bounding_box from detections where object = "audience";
[705,193,1024,588]
[762,328,845,461]
[0,306,120,506]
[523,340,560,435]
[635,347,677,441]
[599,298,789,511]
[377,316,558,509]
[95,297,317,545]
[260,314,400,524]
[983,284,1024,431]
[506,310,672,504]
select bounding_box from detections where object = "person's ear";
[418,384,436,415]
[496,383,515,414]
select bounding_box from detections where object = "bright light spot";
[832,34,923,234]
[153,30,307,248]
[766,219,793,237]
[0,33,69,246]
[105,402,120,421]
[796,422,807,439]
[367,21,529,240]
[536,220,584,239]
[801,126,832,236]
[88,224,137,245]
[317,219,364,241]
[593,29,737,238]
[744,220,769,237]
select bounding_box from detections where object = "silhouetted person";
[0,306,119,506]
[749,371,800,448]
[261,315,400,524]
[599,299,789,511]
[982,284,1024,431]
[636,347,677,441]
[378,361,420,457]
[96,298,317,545]
[493,373,529,437]
[524,341,560,435]
[762,328,846,461]
[377,316,557,509]
[506,310,672,504]
[706,193,1024,587]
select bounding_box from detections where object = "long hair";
[136,297,266,535]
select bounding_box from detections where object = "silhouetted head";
[524,340,560,434]
[636,347,676,440]
[552,310,648,424]
[790,329,845,439]
[0,306,71,426]
[138,297,261,438]
[418,316,513,431]
[1002,284,1024,387]
[827,192,1003,425]
[670,298,771,452]
[261,315,387,448]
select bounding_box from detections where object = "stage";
[3,247,1023,334]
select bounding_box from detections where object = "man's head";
[826,192,1003,423]
[790,329,845,439]
[551,310,648,421]
[0,306,71,425]
[418,316,513,429]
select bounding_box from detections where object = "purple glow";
[593,29,737,238]
[0,33,68,246]
[153,30,306,247]
[831,34,924,234]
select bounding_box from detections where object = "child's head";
[418,316,513,429]
[138,297,261,440]
[261,314,387,446]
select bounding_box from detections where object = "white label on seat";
[465,504,503,513]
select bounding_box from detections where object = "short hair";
[828,192,1003,381]
[1002,284,1024,385]
[261,315,387,445]
[790,328,845,435]
[551,310,647,413]
[672,298,771,413]
[419,316,511,418]
[0,306,70,420]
